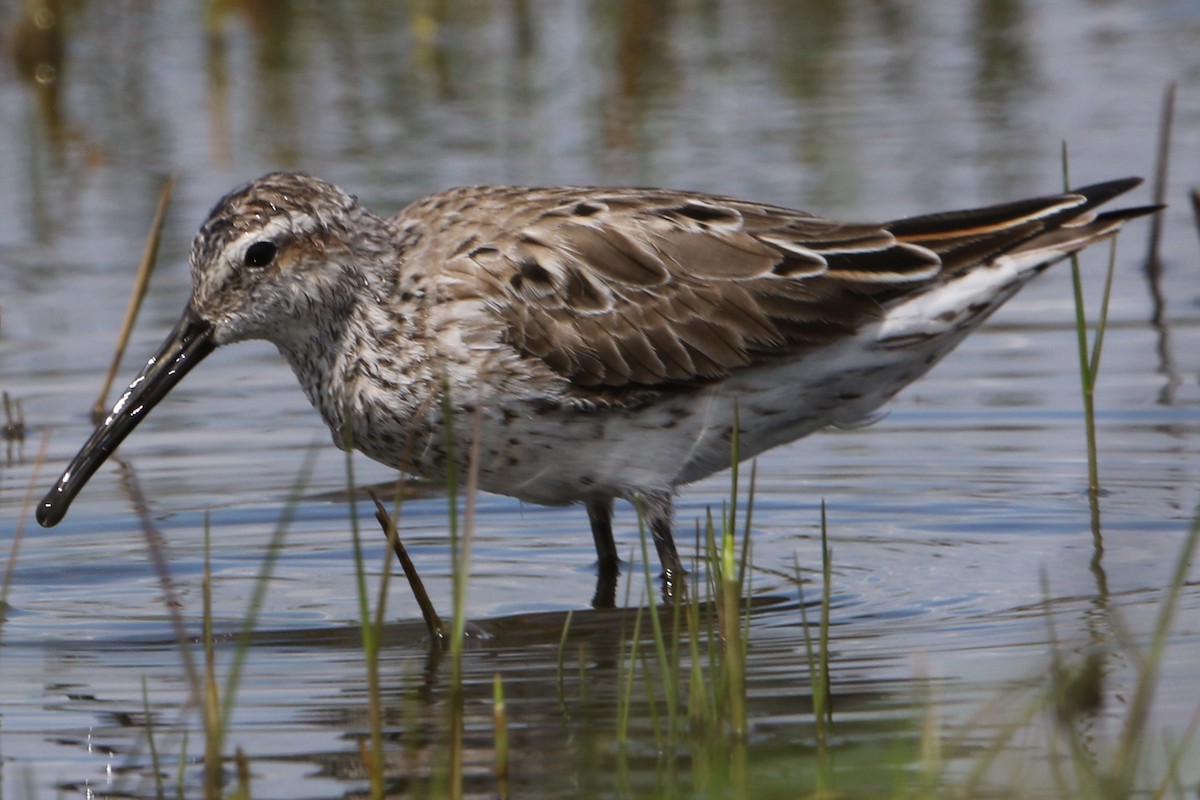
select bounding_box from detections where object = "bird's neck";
[274,289,440,465]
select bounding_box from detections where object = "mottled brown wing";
[452,180,1142,388]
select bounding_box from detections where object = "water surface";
[1,1,1199,797]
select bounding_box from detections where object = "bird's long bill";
[36,307,216,528]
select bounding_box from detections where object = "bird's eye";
[243,240,277,268]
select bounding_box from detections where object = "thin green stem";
[142,676,165,800]
[219,448,315,733]
[1111,511,1200,790]
[201,520,221,800]
[342,423,386,800]
[556,609,573,708]
[636,502,679,742]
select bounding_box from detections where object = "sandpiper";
[37,173,1155,597]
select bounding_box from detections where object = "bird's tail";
[888,177,1161,277]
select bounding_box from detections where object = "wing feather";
[427,180,1149,389]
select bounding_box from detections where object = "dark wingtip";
[1068,177,1144,208]
[1094,203,1166,223]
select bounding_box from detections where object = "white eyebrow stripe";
[226,212,320,262]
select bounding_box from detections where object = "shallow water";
[1,1,1199,797]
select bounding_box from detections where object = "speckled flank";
[39,171,1156,581]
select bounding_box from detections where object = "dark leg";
[368,490,445,644]
[587,496,619,572]
[587,496,619,609]
[639,490,687,603]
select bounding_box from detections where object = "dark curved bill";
[37,307,216,528]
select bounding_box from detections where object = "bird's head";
[36,172,390,527]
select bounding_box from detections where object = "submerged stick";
[1143,82,1173,273]
[92,176,175,423]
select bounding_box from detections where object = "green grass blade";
[556,609,573,708]
[493,672,510,800]
[1087,237,1118,381]
[219,447,316,734]
[1111,509,1200,789]
[636,501,679,742]
[142,676,166,800]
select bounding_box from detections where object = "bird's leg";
[587,496,620,609]
[587,496,620,571]
[639,490,688,603]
